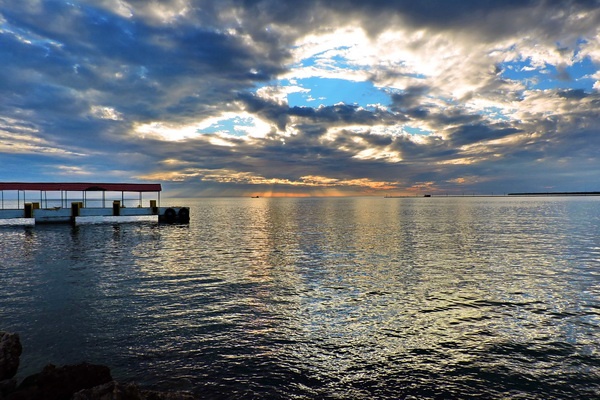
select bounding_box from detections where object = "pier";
[0,182,189,225]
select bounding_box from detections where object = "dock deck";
[0,182,189,225]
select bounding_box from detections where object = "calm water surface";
[1,197,599,399]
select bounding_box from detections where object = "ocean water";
[1,196,599,399]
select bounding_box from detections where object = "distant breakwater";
[384,191,600,198]
[507,191,600,196]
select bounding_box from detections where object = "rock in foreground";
[6,363,112,400]
[0,331,198,400]
[73,381,196,400]
[0,332,22,381]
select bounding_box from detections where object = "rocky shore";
[0,331,196,400]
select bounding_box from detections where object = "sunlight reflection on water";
[1,197,599,398]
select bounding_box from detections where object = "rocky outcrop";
[73,381,196,400]
[0,332,22,399]
[0,379,17,400]
[6,363,112,400]
[0,332,22,381]
[0,331,197,400]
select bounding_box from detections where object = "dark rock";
[0,332,22,380]
[140,389,196,400]
[73,381,197,400]
[7,363,112,400]
[72,381,144,400]
[1,378,17,398]
[0,332,195,400]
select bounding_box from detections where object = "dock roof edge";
[0,182,162,192]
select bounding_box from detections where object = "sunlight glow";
[138,167,400,192]
[133,112,273,141]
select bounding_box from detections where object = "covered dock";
[0,182,189,224]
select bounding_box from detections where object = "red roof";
[0,182,162,192]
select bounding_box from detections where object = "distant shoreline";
[385,192,600,198]
[507,192,600,196]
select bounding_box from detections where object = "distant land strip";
[507,192,600,196]
[384,192,600,198]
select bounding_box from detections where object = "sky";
[1,0,600,197]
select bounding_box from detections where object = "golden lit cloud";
[138,168,400,192]
[90,105,123,121]
[446,176,488,187]
[353,148,402,162]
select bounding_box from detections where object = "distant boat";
[251,196,260,198]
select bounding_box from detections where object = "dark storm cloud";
[230,0,535,30]
[228,0,600,40]
[1,1,284,102]
[237,93,401,130]
[2,1,282,73]
[325,0,538,31]
[557,89,589,99]
[448,124,521,147]
[0,0,293,170]
[390,86,430,111]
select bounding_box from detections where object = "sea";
[1,196,599,399]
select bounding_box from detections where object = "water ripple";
[1,197,600,398]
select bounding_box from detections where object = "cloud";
[1,0,599,195]
[447,124,522,147]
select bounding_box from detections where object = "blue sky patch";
[286,77,391,108]
[404,126,432,136]
[500,57,596,92]
[197,115,257,136]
